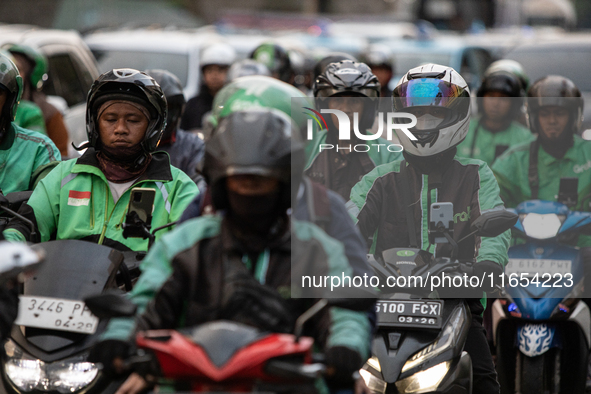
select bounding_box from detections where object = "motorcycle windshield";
[15,240,123,354]
[24,240,122,299]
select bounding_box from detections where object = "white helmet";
[200,43,236,69]
[393,64,471,157]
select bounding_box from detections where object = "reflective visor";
[393,78,469,110]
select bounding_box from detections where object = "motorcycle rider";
[180,43,235,131]
[457,70,533,166]
[492,75,591,218]
[181,75,373,281]
[0,52,60,194]
[92,109,373,394]
[350,64,510,394]
[305,60,402,201]
[3,69,198,251]
[250,42,293,83]
[144,69,205,185]
[361,44,394,100]
[7,44,70,157]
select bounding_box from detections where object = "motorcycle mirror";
[470,209,518,237]
[84,292,137,319]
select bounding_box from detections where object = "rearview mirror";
[84,292,137,319]
[470,209,518,237]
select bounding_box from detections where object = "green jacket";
[14,100,47,135]
[349,156,510,312]
[492,135,591,210]
[457,116,534,166]
[492,135,591,246]
[0,123,60,194]
[3,148,198,252]
[102,214,372,360]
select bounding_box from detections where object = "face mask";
[415,113,444,130]
[227,191,283,236]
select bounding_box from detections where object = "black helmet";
[527,75,583,136]
[477,71,524,118]
[86,68,167,153]
[250,43,292,83]
[145,69,185,141]
[203,108,305,211]
[225,59,271,84]
[0,52,22,137]
[314,60,380,132]
[312,52,357,82]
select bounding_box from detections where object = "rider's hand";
[88,339,131,376]
[325,346,363,387]
[473,260,504,293]
[115,373,150,394]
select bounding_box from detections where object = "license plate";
[14,296,99,334]
[376,300,444,329]
[505,259,572,276]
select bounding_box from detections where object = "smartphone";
[429,202,454,244]
[126,187,155,226]
[558,177,578,207]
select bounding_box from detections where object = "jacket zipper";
[97,184,111,245]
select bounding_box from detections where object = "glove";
[473,260,504,293]
[88,339,131,376]
[325,346,363,388]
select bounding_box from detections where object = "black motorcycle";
[359,206,517,394]
[0,240,143,394]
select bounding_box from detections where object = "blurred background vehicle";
[0,24,99,155]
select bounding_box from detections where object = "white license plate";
[505,259,572,276]
[14,296,99,334]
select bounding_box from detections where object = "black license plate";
[376,300,444,329]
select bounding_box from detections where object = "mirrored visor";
[393,78,469,110]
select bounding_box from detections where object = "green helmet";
[205,75,313,140]
[7,44,48,91]
[0,51,23,136]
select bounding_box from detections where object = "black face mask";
[403,147,457,175]
[227,190,283,237]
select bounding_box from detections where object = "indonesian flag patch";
[68,190,91,206]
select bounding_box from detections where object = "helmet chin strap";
[403,146,457,175]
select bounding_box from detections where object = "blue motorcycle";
[491,200,591,394]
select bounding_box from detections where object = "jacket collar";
[73,148,173,182]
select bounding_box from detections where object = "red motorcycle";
[86,294,373,393]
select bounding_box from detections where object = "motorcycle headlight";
[521,213,564,239]
[5,359,44,392]
[401,306,467,373]
[359,369,387,394]
[47,362,99,393]
[3,340,98,393]
[395,361,451,394]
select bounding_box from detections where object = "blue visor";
[393,78,469,110]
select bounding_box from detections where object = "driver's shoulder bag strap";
[400,161,419,248]
[528,139,540,199]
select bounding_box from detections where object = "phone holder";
[122,210,152,240]
[428,219,454,245]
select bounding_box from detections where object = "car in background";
[503,32,591,132]
[377,34,496,91]
[0,24,100,155]
[84,28,219,102]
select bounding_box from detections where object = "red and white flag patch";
[68,190,91,206]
